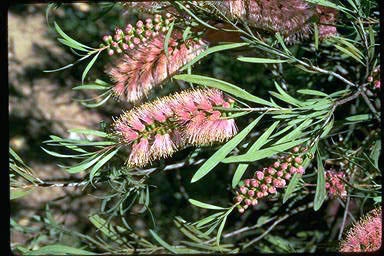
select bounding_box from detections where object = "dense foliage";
[10,1,381,254]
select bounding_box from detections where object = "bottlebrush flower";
[103,14,208,103]
[340,207,382,252]
[235,145,309,213]
[113,88,237,167]
[324,170,347,199]
[198,0,337,43]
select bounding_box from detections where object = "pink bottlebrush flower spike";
[113,88,238,168]
[340,207,382,252]
[105,13,208,103]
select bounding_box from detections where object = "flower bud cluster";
[235,145,308,213]
[113,88,237,167]
[367,65,380,90]
[101,13,175,56]
[324,170,347,199]
[340,207,382,252]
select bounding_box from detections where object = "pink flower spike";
[128,137,149,167]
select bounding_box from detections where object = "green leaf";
[345,114,371,121]
[189,199,226,210]
[68,128,108,138]
[9,147,24,163]
[81,94,112,108]
[223,138,309,163]
[54,22,93,50]
[216,215,227,246]
[40,147,93,158]
[370,140,381,169]
[195,212,224,228]
[82,51,101,84]
[10,188,33,200]
[191,117,263,183]
[232,120,279,188]
[238,57,289,64]
[89,147,120,184]
[57,38,88,52]
[27,244,95,255]
[149,230,177,254]
[282,173,301,203]
[175,1,219,31]
[334,44,365,65]
[320,117,334,138]
[164,20,174,57]
[73,84,110,90]
[174,74,275,107]
[297,89,329,97]
[314,153,326,211]
[274,82,303,106]
[180,43,249,72]
[66,153,106,174]
[275,32,291,55]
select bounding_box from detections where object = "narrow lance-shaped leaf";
[314,152,326,211]
[191,115,264,183]
[180,43,249,72]
[188,199,226,210]
[232,120,279,188]
[149,229,177,254]
[174,74,276,107]
[82,50,101,84]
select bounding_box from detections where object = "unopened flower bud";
[245,199,252,206]
[374,80,380,89]
[261,184,268,192]
[281,162,288,170]
[238,207,245,213]
[255,171,264,180]
[367,76,373,82]
[267,167,276,175]
[268,187,277,193]
[250,179,259,187]
[273,161,280,168]
[265,176,272,184]
[257,192,264,198]
[108,49,114,56]
[251,199,258,205]
[114,34,121,41]
[240,186,247,195]
[244,179,250,187]
[293,146,300,153]
[248,190,255,197]
[290,166,297,174]
[235,195,243,203]
[285,173,291,180]
[295,157,303,164]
